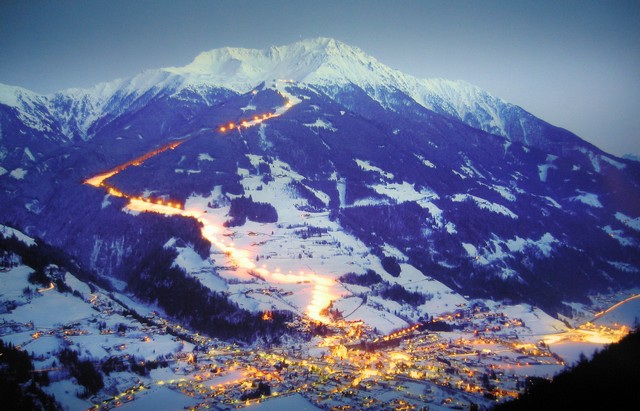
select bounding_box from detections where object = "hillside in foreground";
[493,327,640,411]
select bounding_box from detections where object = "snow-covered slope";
[1,37,639,331]
[0,84,62,134]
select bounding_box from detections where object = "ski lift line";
[396,277,433,287]
[342,300,366,319]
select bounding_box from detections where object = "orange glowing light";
[84,87,336,320]
[84,171,117,187]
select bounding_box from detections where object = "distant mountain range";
[1,37,639,326]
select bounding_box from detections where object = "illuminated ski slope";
[85,80,340,322]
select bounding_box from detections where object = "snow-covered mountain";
[1,38,639,330]
[164,37,580,150]
[1,38,582,150]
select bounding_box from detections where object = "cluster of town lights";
[77,282,631,411]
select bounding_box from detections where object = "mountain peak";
[0,38,580,151]
[163,37,378,91]
[278,37,356,56]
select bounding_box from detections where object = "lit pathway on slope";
[85,140,185,188]
[37,282,55,293]
[85,81,338,322]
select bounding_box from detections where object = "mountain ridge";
[0,37,599,154]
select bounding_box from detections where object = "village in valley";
[1,229,634,411]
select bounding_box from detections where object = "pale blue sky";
[1,0,638,157]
